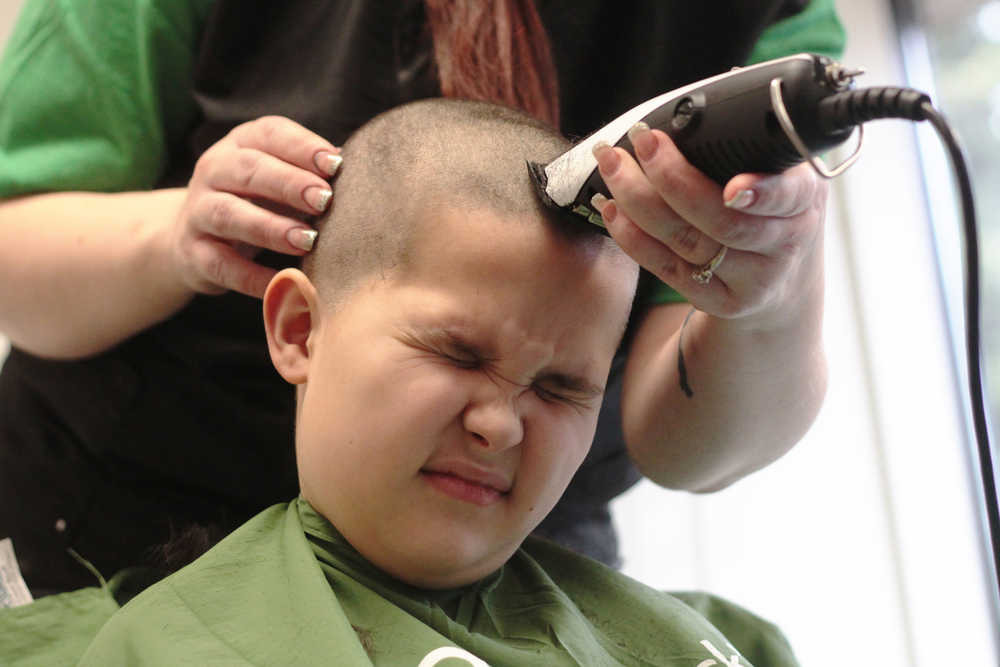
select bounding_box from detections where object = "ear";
[263,268,319,385]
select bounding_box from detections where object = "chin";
[399,565,497,590]
[381,540,520,590]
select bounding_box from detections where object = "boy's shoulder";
[0,583,118,666]
[521,535,800,667]
[73,503,799,667]
[78,502,372,666]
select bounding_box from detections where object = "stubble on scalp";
[300,98,626,309]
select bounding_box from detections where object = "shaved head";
[302,99,627,307]
[271,100,641,588]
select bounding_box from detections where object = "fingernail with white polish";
[626,121,656,160]
[725,189,756,210]
[305,186,333,212]
[315,152,343,177]
[288,228,318,252]
[591,141,620,174]
[626,121,650,141]
[590,192,609,212]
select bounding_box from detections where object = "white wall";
[612,1,1000,665]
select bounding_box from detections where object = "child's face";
[273,207,635,589]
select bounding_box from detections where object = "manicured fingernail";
[591,141,620,174]
[627,121,656,160]
[287,227,318,252]
[725,189,756,210]
[305,186,332,212]
[596,196,617,225]
[314,151,343,177]
[589,193,615,228]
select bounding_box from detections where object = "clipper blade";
[526,160,557,210]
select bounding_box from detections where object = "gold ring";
[691,245,728,285]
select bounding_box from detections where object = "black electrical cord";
[920,101,1000,600]
[819,88,1000,601]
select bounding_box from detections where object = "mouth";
[420,465,512,507]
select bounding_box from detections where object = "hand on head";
[170,116,342,298]
[591,125,826,330]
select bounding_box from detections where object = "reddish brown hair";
[423,0,560,128]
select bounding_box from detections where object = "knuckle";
[808,186,829,220]
[716,217,759,248]
[778,166,824,217]
[254,116,280,141]
[789,175,814,215]
[669,224,702,255]
[231,116,286,149]
[205,197,237,236]
[654,254,686,284]
[650,160,687,196]
[191,147,223,182]
[265,217,288,250]
[191,150,212,173]
[256,115,287,127]
[778,229,808,258]
[283,176,306,207]
[200,249,229,289]
[234,151,261,190]
[225,119,260,147]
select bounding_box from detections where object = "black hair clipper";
[528,53,867,229]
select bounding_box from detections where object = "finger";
[592,141,720,265]
[598,194,732,302]
[723,162,823,218]
[191,240,279,298]
[203,147,333,215]
[228,115,342,177]
[192,192,319,255]
[615,127,778,254]
[602,194,799,320]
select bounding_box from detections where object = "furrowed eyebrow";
[532,372,605,399]
[422,327,496,361]
[407,323,604,398]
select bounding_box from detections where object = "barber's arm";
[0,0,339,359]
[0,118,338,360]
[593,127,827,492]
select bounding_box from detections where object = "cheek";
[519,408,597,500]
[374,364,472,433]
[300,358,471,467]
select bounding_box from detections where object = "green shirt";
[0,0,845,310]
[60,499,796,666]
[0,0,216,194]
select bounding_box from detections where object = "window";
[614,2,999,664]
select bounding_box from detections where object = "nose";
[462,382,525,452]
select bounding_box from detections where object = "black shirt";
[0,0,809,593]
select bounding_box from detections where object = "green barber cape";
[63,499,798,666]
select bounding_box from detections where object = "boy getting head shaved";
[280,98,637,590]
[78,100,799,666]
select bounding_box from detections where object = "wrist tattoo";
[677,307,696,399]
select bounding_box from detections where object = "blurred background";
[1,1,998,665]
[611,1,1000,665]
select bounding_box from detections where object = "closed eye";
[532,383,595,411]
[398,329,486,369]
[441,350,481,369]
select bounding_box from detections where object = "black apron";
[0,0,808,592]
